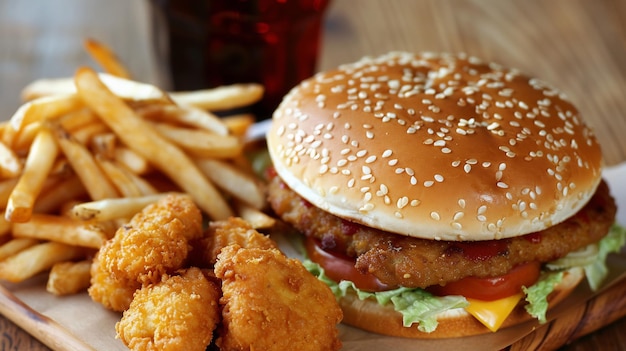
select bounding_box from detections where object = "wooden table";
[0,0,624,350]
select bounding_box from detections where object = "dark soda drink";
[151,0,331,119]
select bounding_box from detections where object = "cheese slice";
[465,293,524,332]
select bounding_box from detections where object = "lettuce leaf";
[301,223,626,332]
[523,223,626,323]
[522,271,563,323]
[303,260,468,333]
[584,223,626,290]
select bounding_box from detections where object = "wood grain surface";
[0,0,624,350]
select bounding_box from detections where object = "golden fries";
[138,104,229,136]
[113,147,151,175]
[70,194,171,222]
[152,122,243,159]
[195,158,266,209]
[222,113,256,137]
[21,73,172,104]
[12,214,110,249]
[5,127,59,223]
[0,238,39,262]
[233,200,276,229]
[84,38,132,79]
[0,141,22,178]
[51,123,120,201]
[8,94,83,138]
[74,67,232,219]
[46,260,92,295]
[0,242,86,283]
[169,83,264,111]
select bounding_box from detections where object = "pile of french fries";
[0,39,274,295]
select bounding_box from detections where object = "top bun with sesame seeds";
[267,51,603,241]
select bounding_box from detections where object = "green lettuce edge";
[303,223,626,333]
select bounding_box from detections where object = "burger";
[265,52,625,338]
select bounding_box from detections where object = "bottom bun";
[339,267,585,339]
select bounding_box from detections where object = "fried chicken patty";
[268,175,616,288]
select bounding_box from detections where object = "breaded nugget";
[100,194,202,285]
[88,250,139,312]
[189,217,276,267]
[89,194,203,310]
[116,267,221,351]
[215,245,343,351]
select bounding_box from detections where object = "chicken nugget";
[88,250,139,312]
[116,267,221,351]
[215,245,342,351]
[99,194,202,286]
[189,217,276,267]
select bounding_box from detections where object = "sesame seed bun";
[267,52,603,241]
[338,267,584,338]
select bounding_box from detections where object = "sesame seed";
[431,212,441,221]
[397,196,409,209]
[458,199,466,208]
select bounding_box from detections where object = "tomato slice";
[427,261,541,301]
[305,237,391,292]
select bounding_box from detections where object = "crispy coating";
[188,217,277,267]
[88,250,139,312]
[214,244,343,351]
[268,175,617,288]
[89,194,203,311]
[116,267,221,351]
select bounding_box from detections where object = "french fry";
[46,260,92,295]
[0,141,22,178]
[90,133,117,159]
[113,147,151,175]
[84,38,132,79]
[151,122,243,159]
[234,200,276,229]
[8,94,83,137]
[70,121,111,145]
[138,104,229,136]
[0,241,86,283]
[194,158,266,209]
[49,158,74,178]
[5,127,60,223]
[114,163,158,196]
[21,77,76,101]
[169,83,264,111]
[12,121,41,154]
[21,73,172,104]
[74,67,232,219]
[33,174,87,214]
[0,178,18,208]
[51,123,119,201]
[70,193,172,222]
[59,108,100,133]
[222,113,256,137]
[0,216,11,238]
[95,156,143,197]
[12,214,110,249]
[0,238,39,262]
